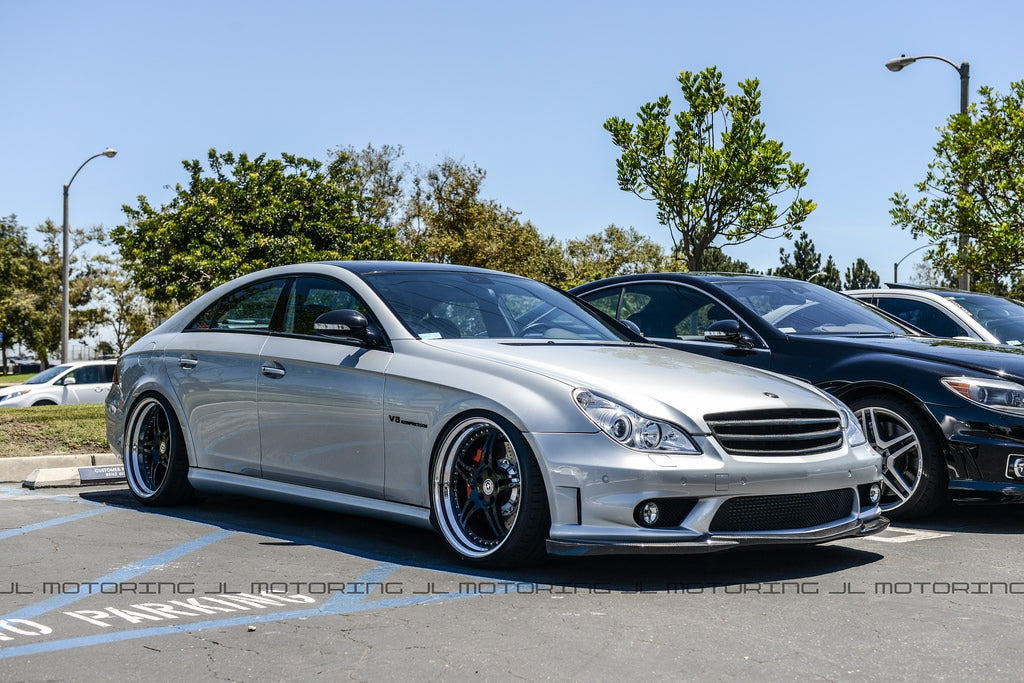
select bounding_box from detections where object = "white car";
[847,285,1024,346]
[0,360,117,407]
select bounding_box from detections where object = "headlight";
[0,390,30,403]
[816,390,867,447]
[942,376,1024,415]
[573,389,701,454]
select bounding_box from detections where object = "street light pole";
[886,54,971,291]
[893,242,936,282]
[62,148,117,364]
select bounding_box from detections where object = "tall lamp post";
[886,53,970,291]
[893,242,936,282]
[62,148,117,363]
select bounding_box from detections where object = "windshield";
[363,270,634,341]
[717,279,911,335]
[24,365,70,385]
[942,292,1024,346]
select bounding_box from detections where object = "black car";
[572,273,1024,520]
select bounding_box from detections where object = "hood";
[425,340,840,428]
[799,333,1024,380]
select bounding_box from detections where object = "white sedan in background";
[0,360,117,407]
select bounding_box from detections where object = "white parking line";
[863,528,950,543]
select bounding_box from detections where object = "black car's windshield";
[942,292,1024,346]
[717,279,911,336]
[364,270,634,341]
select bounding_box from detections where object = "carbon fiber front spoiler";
[545,516,890,557]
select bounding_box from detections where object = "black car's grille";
[703,408,844,456]
[709,489,855,532]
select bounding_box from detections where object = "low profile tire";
[431,413,550,568]
[124,394,193,506]
[849,394,948,520]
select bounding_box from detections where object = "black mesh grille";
[704,408,844,456]
[709,489,855,532]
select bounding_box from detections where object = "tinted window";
[944,292,1024,345]
[717,280,908,335]
[616,283,733,339]
[281,277,372,337]
[188,279,287,332]
[874,298,969,338]
[67,364,113,385]
[364,270,631,341]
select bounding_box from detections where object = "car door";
[257,276,391,498]
[62,363,114,404]
[163,278,285,476]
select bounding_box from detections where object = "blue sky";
[3,0,1022,282]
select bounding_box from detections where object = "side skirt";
[188,469,434,531]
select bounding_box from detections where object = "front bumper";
[529,431,887,554]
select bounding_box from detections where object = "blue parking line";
[0,561,482,660]
[0,507,112,541]
[1,529,236,622]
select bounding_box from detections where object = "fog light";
[868,484,881,505]
[1009,456,1024,479]
[640,501,660,526]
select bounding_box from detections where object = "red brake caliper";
[466,448,483,498]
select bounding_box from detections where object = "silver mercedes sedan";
[106,262,887,567]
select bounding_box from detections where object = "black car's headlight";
[573,389,701,454]
[942,376,1024,415]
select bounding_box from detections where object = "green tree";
[769,233,841,290]
[103,260,164,354]
[698,246,755,273]
[890,80,1024,293]
[327,143,408,231]
[403,158,568,285]
[843,258,881,290]
[605,66,816,271]
[2,220,109,366]
[562,225,669,287]
[0,215,38,368]
[115,149,403,306]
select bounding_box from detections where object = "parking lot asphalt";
[3,482,1024,680]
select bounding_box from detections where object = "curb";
[0,453,123,488]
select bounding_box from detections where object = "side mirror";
[705,319,753,348]
[314,309,384,347]
[62,375,77,386]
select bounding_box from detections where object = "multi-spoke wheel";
[124,395,192,506]
[850,395,947,520]
[431,414,549,567]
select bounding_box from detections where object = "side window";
[583,290,623,318]
[282,277,370,337]
[69,365,101,385]
[620,284,728,340]
[187,279,287,332]
[875,298,970,338]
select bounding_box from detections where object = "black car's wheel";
[849,395,947,520]
[431,413,550,567]
[124,394,193,506]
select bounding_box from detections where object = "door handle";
[178,356,198,369]
[261,365,285,378]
